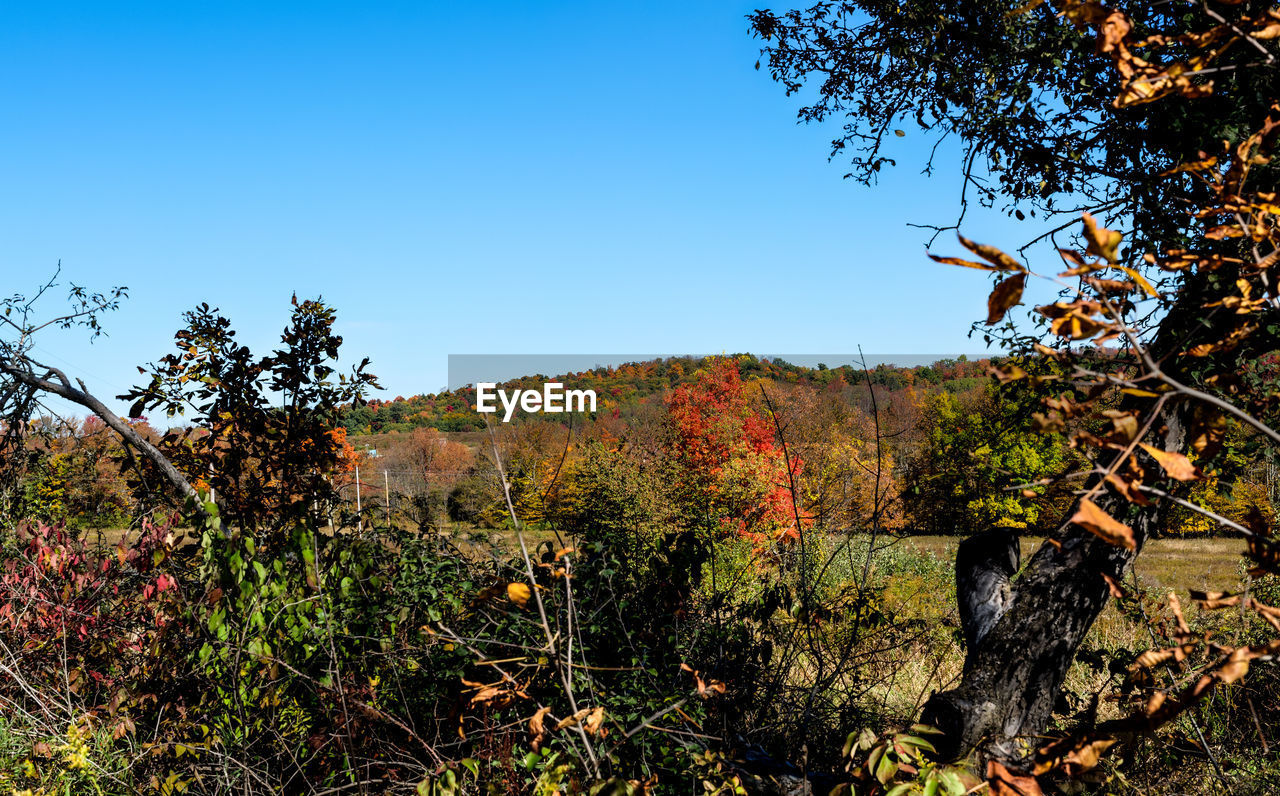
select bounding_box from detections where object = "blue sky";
[1,1,1033,417]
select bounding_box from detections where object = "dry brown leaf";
[1102,573,1127,599]
[1106,473,1152,506]
[1134,648,1175,670]
[583,706,607,736]
[1217,648,1252,685]
[529,706,552,750]
[958,233,1027,272]
[987,273,1027,324]
[1060,737,1117,776]
[1169,593,1191,635]
[1189,590,1241,610]
[927,252,1006,272]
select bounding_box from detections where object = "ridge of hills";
[341,353,998,435]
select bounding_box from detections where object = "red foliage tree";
[666,359,804,548]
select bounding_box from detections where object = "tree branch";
[0,354,212,522]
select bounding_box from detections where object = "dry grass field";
[899,534,1247,594]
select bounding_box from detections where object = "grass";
[898,534,1247,595]
[453,527,1248,597]
[87,526,1249,595]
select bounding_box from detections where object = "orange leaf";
[987,760,1044,796]
[987,273,1027,325]
[507,582,533,608]
[1139,444,1202,482]
[1070,498,1135,550]
[1105,473,1151,506]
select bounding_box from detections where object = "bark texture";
[956,529,1020,650]
[922,406,1188,763]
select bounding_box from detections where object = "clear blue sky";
[2,1,1034,417]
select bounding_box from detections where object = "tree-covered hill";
[340,354,995,434]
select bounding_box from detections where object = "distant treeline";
[340,354,995,434]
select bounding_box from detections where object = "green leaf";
[897,735,938,755]
[876,751,898,784]
[937,770,965,796]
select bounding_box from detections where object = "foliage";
[905,379,1071,534]
[122,296,379,538]
[666,358,805,548]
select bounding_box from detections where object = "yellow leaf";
[1082,213,1123,262]
[507,582,532,608]
[1120,267,1159,298]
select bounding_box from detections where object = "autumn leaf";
[1034,735,1117,777]
[507,582,533,608]
[529,706,552,750]
[987,759,1044,796]
[958,233,1026,272]
[1120,266,1159,298]
[1070,498,1135,550]
[927,252,1007,272]
[1217,647,1254,685]
[1101,573,1126,599]
[1105,473,1151,506]
[1097,10,1131,54]
[1139,443,1202,482]
[987,273,1027,324]
[1081,213,1123,262]
[583,706,606,736]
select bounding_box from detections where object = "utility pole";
[355,465,362,533]
[384,469,391,529]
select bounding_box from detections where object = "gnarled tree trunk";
[922,403,1189,763]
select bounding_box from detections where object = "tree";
[1,277,379,543]
[666,358,804,548]
[905,379,1071,535]
[753,0,1280,775]
[122,296,379,539]
[0,269,203,525]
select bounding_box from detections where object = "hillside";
[340,353,996,434]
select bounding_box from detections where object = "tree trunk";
[921,403,1189,763]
